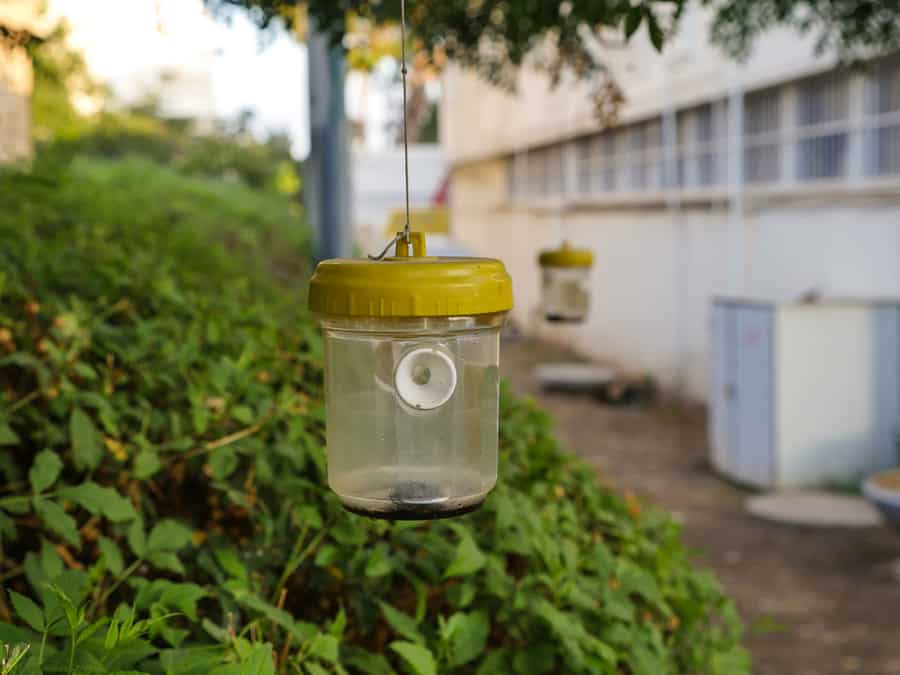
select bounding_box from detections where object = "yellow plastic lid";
[538,242,594,268]
[309,232,513,318]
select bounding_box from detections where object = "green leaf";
[214,548,248,583]
[624,6,642,39]
[9,591,44,632]
[512,642,556,675]
[59,482,137,522]
[159,583,208,621]
[40,538,64,579]
[208,447,238,480]
[105,621,120,650]
[0,621,34,646]
[364,546,392,578]
[34,498,80,547]
[239,643,276,675]
[160,646,227,675]
[127,519,147,558]
[209,641,275,675]
[231,405,254,425]
[343,647,393,675]
[389,641,436,675]
[478,649,514,675]
[328,608,346,639]
[441,611,490,667]
[225,583,315,642]
[645,8,665,51]
[314,545,340,566]
[307,633,339,663]
[29,450,62,494]
[134,450,162,479]
[304,663,330,675]
[331,518,367,546]
[147,519,193,552]
[71,407,103,471]
[444,535,486,578]
[99,536,125,575]
[0,419,20,446]
[0,509,15,543]
[148,551,186,575]
[379,602,424,644]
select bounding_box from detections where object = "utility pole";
[305,21,352,261]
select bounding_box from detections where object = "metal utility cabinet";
[709,298,900,489]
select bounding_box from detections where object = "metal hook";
[368,232,403,261]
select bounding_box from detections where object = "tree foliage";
[210,0,900,87]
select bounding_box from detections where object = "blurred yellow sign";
[385,208,449,236]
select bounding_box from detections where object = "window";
[796,72,849,180]
[676,103,726,188]
[544,144,565,196]
[622,119,664,191]
[506,62,900,205]
[508,152,527,199]
[577,130,617,194]
[574,117,663,196]
[864,58,900,176]
[508,146,566,200]
[744,88,781,183]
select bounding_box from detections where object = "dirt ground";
[501,338,900,675]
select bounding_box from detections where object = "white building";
[0,0,42,162]
[441,8,900,401]
[352,144,447,251]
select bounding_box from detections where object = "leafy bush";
[45,114,302,198]
[0,155,748,674]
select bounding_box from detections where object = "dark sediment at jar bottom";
[545,314,586,323]
[340,480,486,520]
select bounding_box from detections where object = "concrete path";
[501,339,900,675]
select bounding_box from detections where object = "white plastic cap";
[394,346,458,410]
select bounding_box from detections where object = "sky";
[50,0,311,157]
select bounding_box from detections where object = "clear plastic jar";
[319,313,506,519]
[542,266,591,322]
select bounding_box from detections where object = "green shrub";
[45,115,302,198]
[0,155,748,674]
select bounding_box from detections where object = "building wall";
[443,7,900,401]
[452,180,900,400]
[352,144,446,252]
[0,0,38,162]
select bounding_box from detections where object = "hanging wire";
[369,0,412,260]
[399,0,411,245]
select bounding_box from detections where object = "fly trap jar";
[538,242,594,323]
[308,232,514,519]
